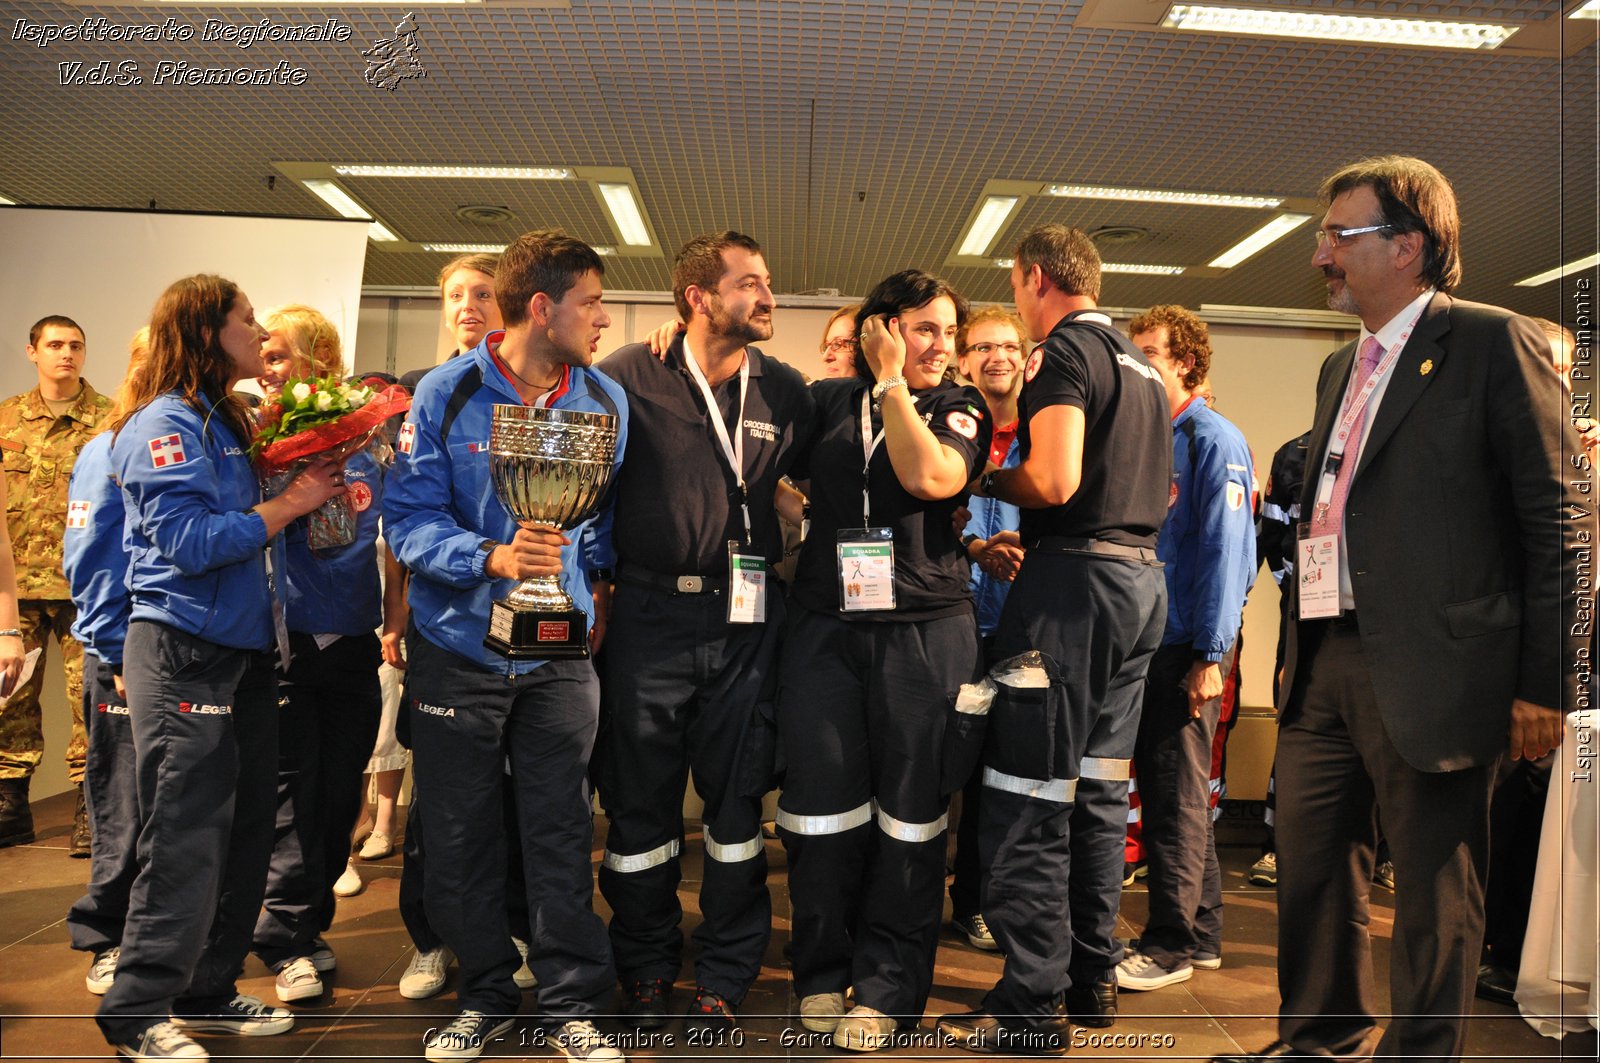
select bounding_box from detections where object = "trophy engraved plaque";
[484,403,618,659]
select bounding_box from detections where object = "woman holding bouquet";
[249,306,392,1003]
[94,275,345,1062]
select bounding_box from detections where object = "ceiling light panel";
[597,182,652,246]
[1161,4,1519,51]
[1208,212,1314,269]
[1047,183,1283,210]
[958,195,1021,257]
[1514,253,1600,287]
[303,179,373,219]
[334,165,574,180]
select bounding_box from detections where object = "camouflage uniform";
[0,381,110,783]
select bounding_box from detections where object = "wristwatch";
[960,533,980,558]
[980,469,1002,497]
[871,375,907,402]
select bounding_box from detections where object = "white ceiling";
[3,1,1595,317]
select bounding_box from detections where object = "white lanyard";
[1311,304,1427,519]
[683,342,752,543]
[859,391,892,526]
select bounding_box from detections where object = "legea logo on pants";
[415,700,456,718]
[178,702,232,715]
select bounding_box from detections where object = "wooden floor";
[1,790,1592,1061]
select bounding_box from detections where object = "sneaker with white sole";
[399,947,454,1000]
[1115,950,1192,991]
[552,1019,624,1062]
[834,1005,897,1052]
[170,994,294,1036]
[274,956,324,1003]
[798,991,847,1033]
[358,830,394,860]
[87,945,120,995]
[332,859,364,897]
[1247,851,1277,886]
[423,1010,514,1062]
[950,912,998,951]
[113,1021,209,1061]
[309,936,336,973]
[1127,935,1221,970]
[511,936,538,989]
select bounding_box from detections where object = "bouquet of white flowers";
[254,376,410,548]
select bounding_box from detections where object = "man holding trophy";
[384,230,629,1063]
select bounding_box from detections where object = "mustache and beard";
[707,293,774,344]
[1322,265,1360,316]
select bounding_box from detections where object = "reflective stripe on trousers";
[982,766,1078,804]
[603,838,680,873]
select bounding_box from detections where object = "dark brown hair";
[1321,155,1461,293]
[496,230,605,328]
[111,274,255,446]
[672,231,764,321]
[1014,224,1102,302]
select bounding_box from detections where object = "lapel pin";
[1419,359,1434,376]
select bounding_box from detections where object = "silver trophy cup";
[485,403,618,659]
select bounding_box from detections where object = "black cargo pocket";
[940,678,995,795]
[982,651,1067,782]
[737,699,782,797]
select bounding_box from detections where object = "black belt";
[1031,536,1160,564]
[617,565,725,595]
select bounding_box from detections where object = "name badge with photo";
[837,526,896,613]
[727,544,767,625]
[1296,525,1342,620]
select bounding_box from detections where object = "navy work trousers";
[96,621,279,1044]
[406,632,612,1021]
[596,580,782,1003]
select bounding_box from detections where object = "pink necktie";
[1314,336,1384,535]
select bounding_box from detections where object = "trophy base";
[484,601,591,660]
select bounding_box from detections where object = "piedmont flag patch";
[147,434,187,469]
[398,422,416,455]
[66,500,92,529]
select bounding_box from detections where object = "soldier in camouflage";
[0,316,110,855]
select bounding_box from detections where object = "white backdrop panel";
[0,207,369,399]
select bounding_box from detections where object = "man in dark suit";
[1216,156,1581,1063]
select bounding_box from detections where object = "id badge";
[1296,523,1342,620]
[837,527,896,612]
[727,542,767,625]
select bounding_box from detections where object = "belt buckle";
[676,575,703,593]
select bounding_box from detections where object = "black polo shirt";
[599,337,813,574]
[791,377,992,622]
[1016,310,1170,549]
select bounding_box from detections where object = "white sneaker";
[423,1010,514,1062]
[274,955,324,1003]
[87,945,120,995]
[358,830,394,860]
[798,991,847,1033]
[552,1019,624,1062]
[113,1021,209,1060]
[399,946,454,1000]
[333,859,364,897]
[511,936,538,990]
[1115,950,1193,991]
[834,1006,897,1052]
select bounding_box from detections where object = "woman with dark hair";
[93,274,344,1063]
[776,270,992,1049]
